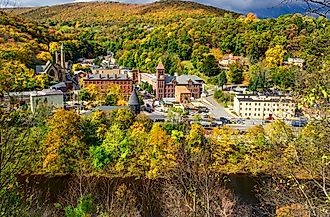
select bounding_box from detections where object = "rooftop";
[6,89,64,97]
[128,87,140,106]
[174,74,204,85]
[84,74,131,80]
[236,94,293,103]
[156,61,165,70]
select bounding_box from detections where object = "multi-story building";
[151,61,204,101]
[3,89,64,113]
[234,94,296,119]
[91,68,139,84]
[83,74,133,97]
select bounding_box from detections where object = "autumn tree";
[144,124,178,179]
[226,64,244,84]
[210,126,242,173]
[105,85,125,106]
[215,70,227,89]
[0,60,39,94]
[84,84,101,102]
[265,45,286,67]
[43,109,85,173]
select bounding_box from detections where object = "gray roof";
[166,75,203,85]
[50,82,66,89]
[93,106,128,112]
[128,87,140,106]
[36,65,46,74]
[84,74,130,81]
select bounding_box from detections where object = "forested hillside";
[12,1,233,24]
[0,11,51,66]
[10,1,330,76]
[0,12,51,93]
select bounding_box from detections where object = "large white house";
[3,89,64,113]
[234,94,296,119]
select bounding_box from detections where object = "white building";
[4,89,64,113]
[219,54,244,68]
[234,94,296,119]
[287,58,305,68]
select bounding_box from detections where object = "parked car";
[214,117,230,124]
[291,119,308,127]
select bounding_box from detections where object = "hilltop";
[10,0,238,25]
[0,11,51,66]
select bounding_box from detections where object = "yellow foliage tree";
[185,123,205,155]
[36,51,53,62]
[85,84,102,101]
[210,126,241,173]
[245,13,257,23]
[144,124,178,179]
[265,45,286,67]
[0,60,36,94]
[43,109,84,173]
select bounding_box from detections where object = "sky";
[10,0,307,17]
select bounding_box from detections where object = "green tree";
[65,194,93,217]
[226,64,244,84]
[215,70,227,89]
[200,54,221,77]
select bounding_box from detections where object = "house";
[234,94,296,119]
[286,58,305,68]
[219,54,244,68]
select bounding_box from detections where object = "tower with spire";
[128,86,141,115]
[156,60,165,100]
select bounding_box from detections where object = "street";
[204,95,234,118]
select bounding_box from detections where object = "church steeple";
[60,44,65,69]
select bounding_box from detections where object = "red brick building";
[155,61,204,101]
[83,74,133,97]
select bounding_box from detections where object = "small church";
[36,44,79,92]
[36,44,67,82]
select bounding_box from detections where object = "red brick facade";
[83,74,133,97]
[155,61,203,101]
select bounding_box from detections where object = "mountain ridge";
[8,0,239,24]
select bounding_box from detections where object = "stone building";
[36,44,79,92]
[36,44,67,82]
[153,61,204,101]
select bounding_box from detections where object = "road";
[204,95,234,118]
